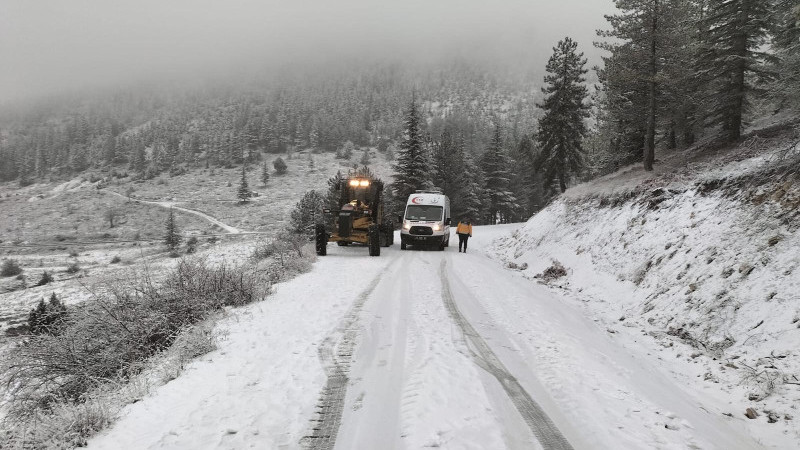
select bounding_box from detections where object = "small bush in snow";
[65,262,81,274]
[110,255,122,264]
[185,236,198,254]
[252,232,306,261]
[28,292,68,335]
[535,260,568,282]
[1,259,23,277]
[506,261,528,271]
[273,157,288,175]
[35,270,54,286]
[251,239,280,260]
[251,233,315,283]
[0,394,113,449]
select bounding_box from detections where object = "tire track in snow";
[439,259,575,450]
[301,259,397,449]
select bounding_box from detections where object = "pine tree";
[237,164,251,203]
[597,0,699,170]
[69,145,89,172]
[512,135,544,217]
[336,141,355,160]
[432,129,462,200]
[771,1,800,112]
[325,171,345,212]
[289,190,326,237]
[699,0,776,142]
[130,140,146,173]
[457,149,485,224]
[536,37,590,194]
[392,94,432,214]
[164,208,182,252]
[261,161,270,186]
[28,292,67,335]
[481,125,517,224]
[103,135,116,165]
[164,135,180,173]
[309,122,320,150]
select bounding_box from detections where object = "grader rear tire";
[315,224,327,256]
[368,225,381,256]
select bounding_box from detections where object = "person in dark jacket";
[456,219,472,253]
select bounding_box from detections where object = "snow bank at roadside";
[492,141,800,448]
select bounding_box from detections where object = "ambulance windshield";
[405,205,443,221]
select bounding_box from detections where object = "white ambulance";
[399,190,451,250]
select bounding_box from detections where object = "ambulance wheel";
[379,223,393,247]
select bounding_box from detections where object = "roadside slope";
[493,129,800,448]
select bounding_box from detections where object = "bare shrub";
[740,362,784,401]
[0,395,113,449]
[0,259,266,422]
[251,239,280,260]
[65,262,80,274]
[158,319,219,383]
[1,318,220,449]
[535,260,568,283]
[264,252,314,284]
[251,232,305,261]
[252,233,314,283]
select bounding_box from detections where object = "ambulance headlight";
[402,220,411,230]
[432,223,441,232]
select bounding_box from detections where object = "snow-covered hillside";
[493,129,800,447]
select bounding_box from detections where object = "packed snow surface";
[88,226,762,450]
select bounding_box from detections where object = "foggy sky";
[0,0,613,105]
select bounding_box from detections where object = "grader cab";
[315,176,393,256]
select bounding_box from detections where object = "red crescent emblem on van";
[411,196,424,204]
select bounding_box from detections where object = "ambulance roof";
[406,193,447,206]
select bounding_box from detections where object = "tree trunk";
[667,120,677,150]
[644,0,659,172]
[730,0,751,142]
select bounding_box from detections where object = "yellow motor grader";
[315,176,393,256]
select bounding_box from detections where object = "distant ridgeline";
[0,61,540,185]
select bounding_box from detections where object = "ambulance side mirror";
[397,215,403,223]
[445,218,451,225]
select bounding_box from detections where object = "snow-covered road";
[88,225,761,449]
